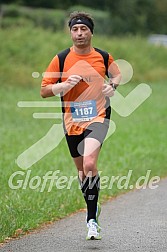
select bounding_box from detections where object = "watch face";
[111,83,116,90]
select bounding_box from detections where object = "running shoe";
[86,219,101,240]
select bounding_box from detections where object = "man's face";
[70,24,92,48]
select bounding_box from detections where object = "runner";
[41,11,121,240]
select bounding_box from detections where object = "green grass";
[1,82,167,242]
[0,27,167,242]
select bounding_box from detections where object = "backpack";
[57,47,110,115]
[57,47,110,83]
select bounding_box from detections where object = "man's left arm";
[102,56,121,97]
[108,56,121,89]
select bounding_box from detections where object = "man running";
[41,11,121,240]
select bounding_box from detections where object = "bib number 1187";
[75,107,93,116]
[70,100,97,122]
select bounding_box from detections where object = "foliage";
[0,4,66,31]
[1,0,167,35]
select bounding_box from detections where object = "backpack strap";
[57,48,70,82]
[94,47,110,77]
[57,47,110,80]
[57,48,70,114]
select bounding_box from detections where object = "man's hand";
[102,84,115,97]
[59,75,82,94]
[65,75,82,88]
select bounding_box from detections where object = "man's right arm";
[40,83,66,98]
[40,75,82,98]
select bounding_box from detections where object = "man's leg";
[73,138,100,222]
[66,130,102,222]
[82,137,101,222]
[73,156,84,181]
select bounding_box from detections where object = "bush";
[1,16,34,28]
[1,4,20,17]
[1,4,66,31]
[19,7,65,31]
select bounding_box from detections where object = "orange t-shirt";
[42,47,114,135]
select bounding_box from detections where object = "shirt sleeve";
[108,54,120,77]
[41,55,60,87]
[108,54,114,66]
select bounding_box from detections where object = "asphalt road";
[1,178,167,252]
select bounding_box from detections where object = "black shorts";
[65,120,110,158]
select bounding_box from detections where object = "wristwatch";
[110,83,117,91]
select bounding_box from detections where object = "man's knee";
[83,157,97,175]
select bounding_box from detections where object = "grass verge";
[0,82,167,242]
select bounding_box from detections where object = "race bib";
[70,100,97,122]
